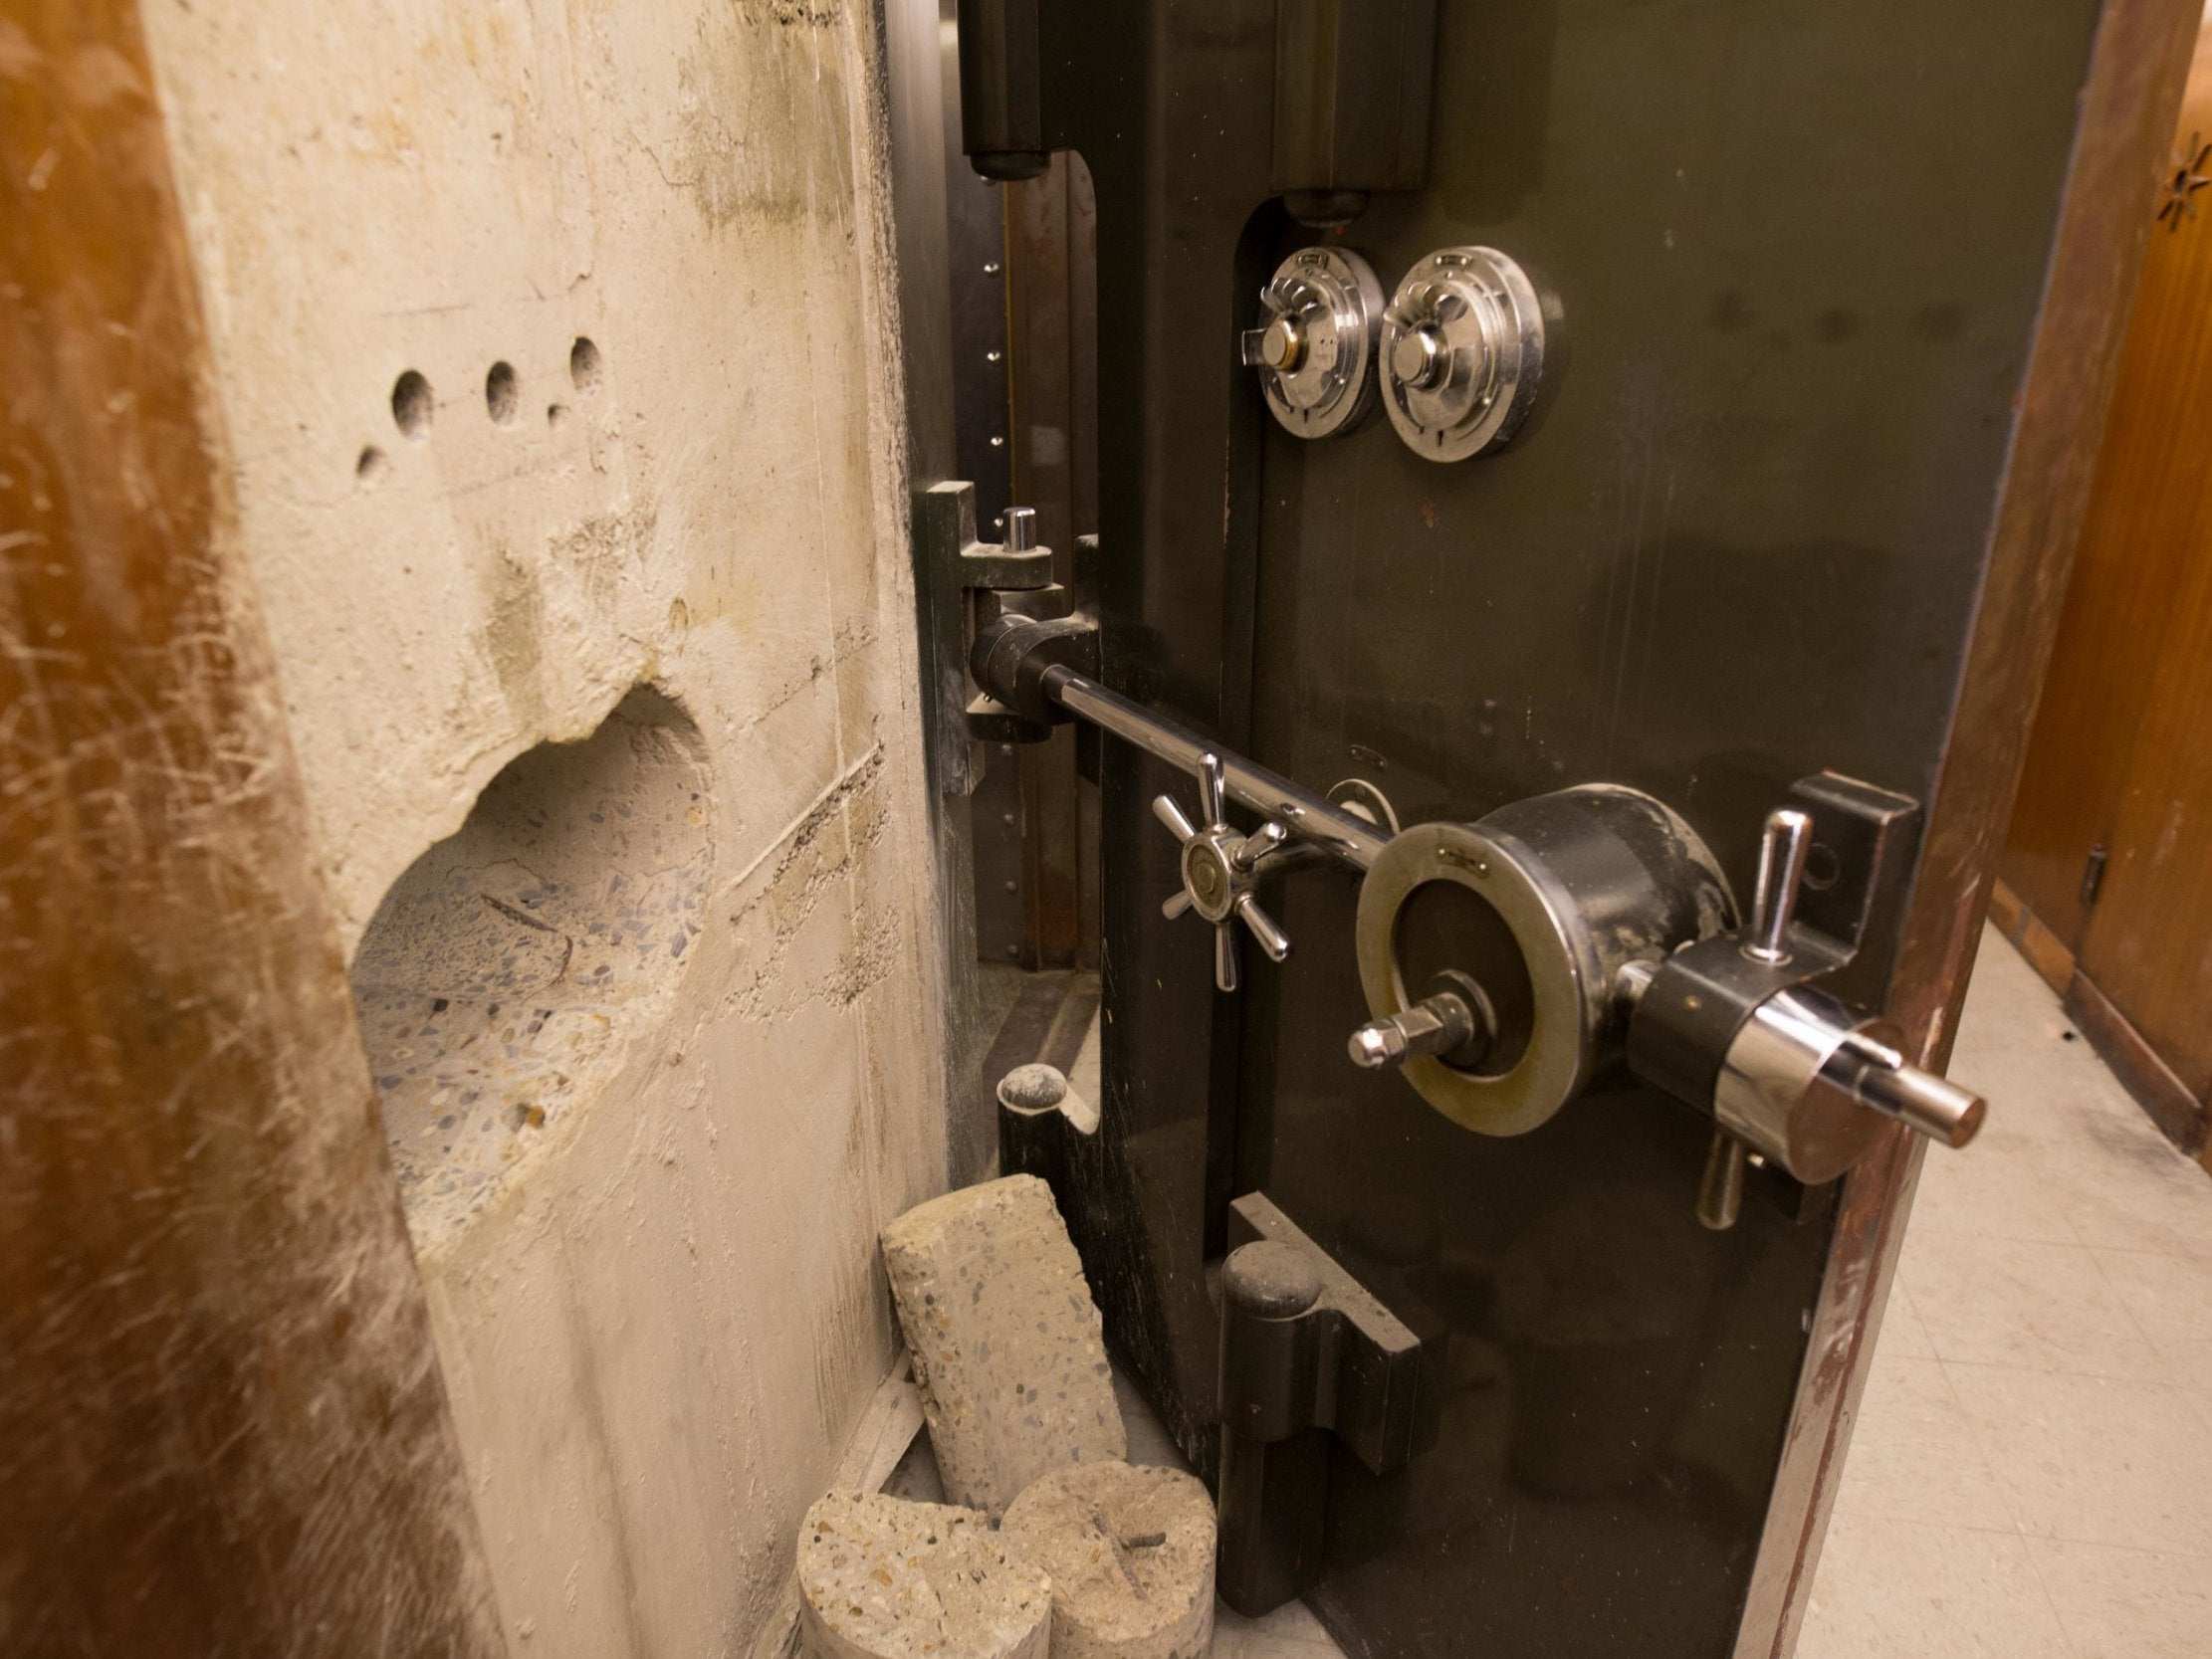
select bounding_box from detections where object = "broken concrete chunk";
[796,1488,1051,1659]
[881,1174,1127,1512]
[1000,1461,1217,1659]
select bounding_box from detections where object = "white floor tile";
[2089,1245,2212,1398]
[1876,1275,1937,1360]
[2029,1537,2212,1659]
[1947,1362,2212,1554]
[1797,1510,2075,1659]
[2054,1137,2212,1261]
[1834,1347,2018,1532]
[1817,927,2212,1655]
[1944,1040,2135,1152]
[1905,1133,2084,1246]
[1901,1230,2168,1382]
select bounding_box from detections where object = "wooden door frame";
[0,3,501,1650]
[1732,1,2202,1652]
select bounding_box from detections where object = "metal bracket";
[1622,772,1981,1215]
[1626,772,1919,1119]
[1217,1192,1440,1616]
[1783,771,1922,1010]
[918,481,1054,795]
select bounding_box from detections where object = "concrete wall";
[141,2,945,1652]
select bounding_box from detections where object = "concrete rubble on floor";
[784,1174,1233,1659]
[797,1489,1051,1659]
[881,1174,1127,1514]
[1000,1461,1217,1659]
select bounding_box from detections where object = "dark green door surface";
[1008,4,2111,1654]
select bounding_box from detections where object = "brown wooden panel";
[2065,972,2209,1156]
[0,4,502,1652]
[1986,877,2025,938]
[2001,23,2212,944]
[2074,448,2212,1104]
[2017,903,2082,998]
[1741,1,2203,1652]
[1985,878,2078,997]
[2031,24,2212,1112]
[1007,153,1101,968]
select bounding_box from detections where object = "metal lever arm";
[1155,752,1295,993]
[968,611,1387,867]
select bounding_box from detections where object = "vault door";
[953,0,2126,1654]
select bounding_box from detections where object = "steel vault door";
[951,1,2161,1654]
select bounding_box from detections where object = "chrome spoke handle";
[1154,751,1293,993]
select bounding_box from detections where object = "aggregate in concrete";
[881,1174,1127,1512]
[1001,1460,1217,1659]
[797,1488,1050,1659]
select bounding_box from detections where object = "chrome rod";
[1039,665,1389,870]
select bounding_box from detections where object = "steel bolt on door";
[939,0,2187,1654]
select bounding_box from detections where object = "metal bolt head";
[1348,1020,1408,1069]
[1189,854,1225,906]
[1258,314,1305,373]
[1391,323,1446,391]
[1004,506,1036,552]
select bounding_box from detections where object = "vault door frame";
[1738,3,2201,1650]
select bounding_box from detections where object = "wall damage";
[139,0,944,1651]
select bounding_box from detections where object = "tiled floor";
[1799,927,2212,1658]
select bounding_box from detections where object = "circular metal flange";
[1354,787,1731,1137]
[1249,246,1386,440]
[1379,246,1547,462]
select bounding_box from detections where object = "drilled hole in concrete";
[350,686,713,1250]
[391,369,434,439]
[485,361,521,426]
[547,402,569,430]
[356,445,391,486]
[569,335,602,393]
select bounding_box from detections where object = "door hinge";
[2081,841,2108,909]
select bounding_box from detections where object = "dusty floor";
[1799,926,2212,1657]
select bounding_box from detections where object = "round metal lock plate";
[1354,787,1731,1138]
[1380,247,1547,462]
[1353,819,1597,1138]
[1250,246,1385,440]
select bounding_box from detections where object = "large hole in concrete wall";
[352,686,712,1249]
